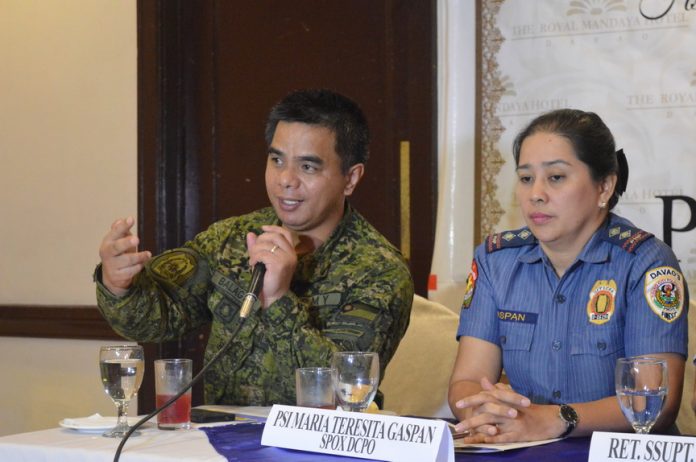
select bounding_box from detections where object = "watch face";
[560,404,578,424]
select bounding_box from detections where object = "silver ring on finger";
[270,245,279,254]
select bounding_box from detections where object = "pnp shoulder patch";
[461,259,478,309]
[644,266,684,323]
[602,224,653,253]
[486,228,536,253]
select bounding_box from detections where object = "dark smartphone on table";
[190,408,237,423]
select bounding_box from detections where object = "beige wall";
[0,337,136,435]
[0,0,137,436]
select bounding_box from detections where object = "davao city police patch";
[586,279,617,325]
[644,266,684,323]
[150,250,197,285]
[461,260,478,309]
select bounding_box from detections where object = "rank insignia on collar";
[503,232,516,241]
[644,266,684,323]
[486,227,537,253]
[461,259,478,309]
[601,224,653,253]
[586,280,617,325]
[518,229,532,240]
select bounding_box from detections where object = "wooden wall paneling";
[0,306,121,340]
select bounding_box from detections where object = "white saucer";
[59,414,118,432]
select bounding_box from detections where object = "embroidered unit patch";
[644,266,684,323]
[150,250,197,285]
[461,260,478,309]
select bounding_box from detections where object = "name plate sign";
[261,405,454,462]
[589,431,696,462]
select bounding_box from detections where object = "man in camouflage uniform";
[95,89,414,406]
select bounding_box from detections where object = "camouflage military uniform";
[95,205,414,406]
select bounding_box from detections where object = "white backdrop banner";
[476,0,696,292]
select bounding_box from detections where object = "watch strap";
[558,404,578,438]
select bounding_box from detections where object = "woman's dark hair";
[512,108,629,209]
[265,89,370,173]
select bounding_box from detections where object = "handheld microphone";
[239,262,266,318]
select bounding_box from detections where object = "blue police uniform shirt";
[457,213,688,405]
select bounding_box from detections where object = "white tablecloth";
[0,425,224,461]
[0,406,270,462]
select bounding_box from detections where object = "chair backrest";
[380,295,459,418]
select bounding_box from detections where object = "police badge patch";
[461,260,478,309]
[644,266,684,323]
[586,280,617,325]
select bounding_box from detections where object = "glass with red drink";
[154,358,192,430]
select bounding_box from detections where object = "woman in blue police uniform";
[448,109,688,443]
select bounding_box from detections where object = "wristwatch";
[558,404,578,438]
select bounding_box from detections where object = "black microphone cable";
[114,263,266,462]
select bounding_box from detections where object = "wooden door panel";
[137,0,435,412]
[212,2,394,243]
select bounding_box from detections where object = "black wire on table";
[113,318,247,462]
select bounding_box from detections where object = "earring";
[599,201,607,209]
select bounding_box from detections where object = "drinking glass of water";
[615,356,668,434]
[99,345,145,438]
[331,351,379,412]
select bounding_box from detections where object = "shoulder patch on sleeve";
[644,266,684,323]
[149,249,199,285]
[601,224,653,253]
[461,259,478,309]
[486,228,536,253]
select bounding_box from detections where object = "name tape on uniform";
[261,405,454,462]
[589,431,696,462]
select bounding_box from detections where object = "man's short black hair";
[265,89,370,173]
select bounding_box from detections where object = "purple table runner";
[200,421,591,462]
[200,422,367,461]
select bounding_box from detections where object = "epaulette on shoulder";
[602,224,654,253]
[486,228,537,253]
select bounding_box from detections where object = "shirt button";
[500,335,507,345]
[553,390,561,399]
[556,294,566,303]
[597,341,607,351]
[552,340,562,351]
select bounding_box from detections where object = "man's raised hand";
[98,216,151,297]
